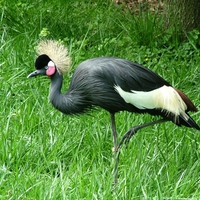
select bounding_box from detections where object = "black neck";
[49,71,91,115]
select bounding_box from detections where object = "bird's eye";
[45,66,48,70]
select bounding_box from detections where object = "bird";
[28,40,200,183]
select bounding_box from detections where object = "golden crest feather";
[36,40,72,74]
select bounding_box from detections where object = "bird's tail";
[179,113,200,130]
[174,88,199,130]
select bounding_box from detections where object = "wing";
[68,57,170,112]
[76,57,170,93]
[98,57,171,92]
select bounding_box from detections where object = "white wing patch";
[114,85,188,120]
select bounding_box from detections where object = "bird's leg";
[110,113,118,152]
[118,118,169,149]
[110,115,168,185]
[110,113,120,185]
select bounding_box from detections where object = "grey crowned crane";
[28,40,200,183]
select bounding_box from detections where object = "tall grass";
[0,0,200,199]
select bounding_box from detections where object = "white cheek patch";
[114,85,188,119]
[48,61,55,67]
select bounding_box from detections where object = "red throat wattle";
[46,66,56,77]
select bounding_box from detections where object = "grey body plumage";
[40,56,198,129]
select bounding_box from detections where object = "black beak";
[27,68,46,78]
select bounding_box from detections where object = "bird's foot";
[117,126,139,149]
[124,127,138,146]
[118,118,168,149]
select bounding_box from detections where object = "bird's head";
[27,40,71,78]
[27,54,56,78]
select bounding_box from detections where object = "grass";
[0,0,200,199]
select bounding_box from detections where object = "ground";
[113,0,164,13]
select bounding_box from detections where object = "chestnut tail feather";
[175,88,198,112]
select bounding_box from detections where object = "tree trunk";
[164,0,200,32]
